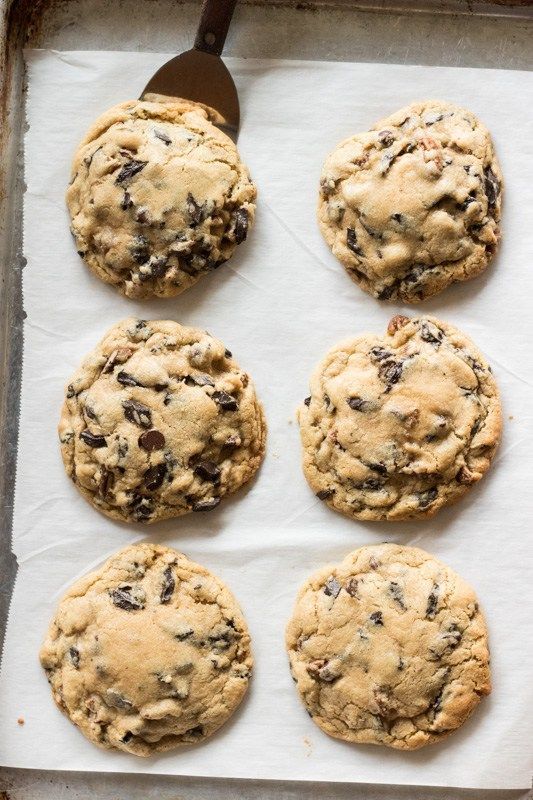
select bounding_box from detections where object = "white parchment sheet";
[0,50,532,789]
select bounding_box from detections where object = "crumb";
[288,419,293,425]
[17,717,24,725]
[303,735,312,756]
[508,415,514,420]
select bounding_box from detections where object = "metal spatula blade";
[140,0,240,141]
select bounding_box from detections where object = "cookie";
[59,318,266,523]
[298,315,501,521]
[40,543,252,755]
[286,543,490,750]
[318,100,502,302]
[67,99,256,299]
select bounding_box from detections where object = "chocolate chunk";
[115,160,147,185]
[425,584,440,619]
[484,165,500,211]
[183,373,214,387]
[316,488,335,501]
[347,396,371,412]
[418,487,438,508]
[367,462,387,476]
[103,347,133,374]
[150,257,168,279]
[212,390,238,411]
[346,228,364,257]
[420,322,443,345]
[131,235,150,265]
[186,193,206,227]
[370,611,384,625]
[324,577,341,598]
[378,129,395,147]
[121,191,133,210]
[80,430,107,448]
[66,384,77,399]
[192,497,220,512]
[68,646,80,668]
[345,578,359,597]
[232,208,249,244]
[379,360,403,386]
[194,461,221,483]
[143,463,167,491]
[138,429,165,452]
[84,405,98,422]
[369,556,380,570]
[122,732,133,743]
[99,468,115,499]
[130,494,153,520]
[224,349,232,358]
[106,689,133,709]
[123,400,152,428]
[160,565,175,604]
[117,370,144,387]
[109,586,144,611]
[359,477,384,491]
[154,129,172,145]
[389,582,407,610]
[304,396,311,407]
[377,284,396,301]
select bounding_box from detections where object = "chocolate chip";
[316,488,335,501]
[192,497,220,512]
[106,689,133,709]
[367,462,387,476]
[359,478,384,491]
[80,430,107,448]
[122,732,133,743]
[69,646,80,668]
[154,129,172,145]
[150,257,169,279]
[304,396,311,407]
[456,465,475,485]
[224,349,232,358]
[123,400,152,428]
[194,461,221,483]
[66,384,77,399]
[186,193,206,227]
[369,556,380,570]
[389,582,407,610]
[345,578,359,597]
[379,360,403,387]
[130,494,153,520]
[232,208,249,244]
[425,584,440,619]
[138,429,165,452]
[109,586,144,611]
[160,566,175,604]
[347,396,371,412]
[346,228,364,257]
[143,463,167,491]
[115,160,147,185]
[484,165,500,211]
[117,370,144,387]
[324,577,341,598]
[370,611,383,625]
[418,487,438,508]
[212,390,238,411]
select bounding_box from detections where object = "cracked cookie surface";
[286,543,490,750]
[298,315,501,521]
[40,543,252,756]
[59,318,266,523]
[67,100,256,299]
[318,100,502,302]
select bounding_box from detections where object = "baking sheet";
[0,49,532,789]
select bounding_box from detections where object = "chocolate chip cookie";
[286,543,490,750]
[67,99,256,299]
[298,315,501,521]
[319,100,502,302]
[40,543,252,755]
[59,318,266,523]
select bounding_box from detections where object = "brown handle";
[194,0,238,56]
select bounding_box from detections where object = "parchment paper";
[0,49,532,789]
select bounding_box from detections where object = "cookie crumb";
[17,717,24,725]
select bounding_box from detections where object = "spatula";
[140,0,240,141]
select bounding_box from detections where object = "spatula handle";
[194,0,238,56]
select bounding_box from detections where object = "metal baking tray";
[1,1,532,797]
